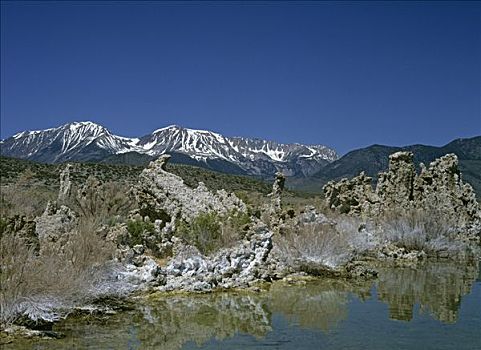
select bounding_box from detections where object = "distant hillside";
[0,156,272,196]
[290,136,481,196]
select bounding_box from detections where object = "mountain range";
[1,121,479,196]
[0,121,337,178]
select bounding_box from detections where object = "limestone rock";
[267,172,285,214]
[271,172,285,197]
[57,164,73,204]
[323,152,481,233]
[159,223,273,292]
[324,172,378,215]
[376,151,416,209]
[377,244,427,261]
[135,154,247,226]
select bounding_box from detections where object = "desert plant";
[176,212,222,255]
[379,208,462,255]
[0,233,37,325]
[0,217,120,326]
[218,210,251,248]
[0,169,57,219]
[176,210,252,255]
[275,222,352,269]
[125,219,155,246]
[63,176,134,225]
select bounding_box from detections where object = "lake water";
[7,261,481,350]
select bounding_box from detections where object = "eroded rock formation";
[130,155,278,291]
[135,154,247,225]
[323,152,481,233]
[268,171,285,213]
[57,164,73,204]
[161,222,273,292]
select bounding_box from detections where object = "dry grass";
[63,176,134,226]
[0,218,119,326]
[0,169,56,219]
[380,208,458,251]
[0,174,141,326]
[275,222,352,269]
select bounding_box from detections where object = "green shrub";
[225,210,251,232]
[176,212,221,255]
[125,219,155,246]
[176,210,251,255]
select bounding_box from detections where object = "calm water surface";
[8,261,481,350]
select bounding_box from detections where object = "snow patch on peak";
[67,121,105,133]
[12,131,28,139]
[152,125,184,134]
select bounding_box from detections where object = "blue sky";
[1,1,480,154]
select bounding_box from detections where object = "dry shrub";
[0,218,118,326]
[219,210,251,248]
[380,209,477,260]
[0,233,37,325]
[63,176,134,225]
[275,222,352,268]
[1,170,56,219]
[334,215,379,256]
[379,208,468,256]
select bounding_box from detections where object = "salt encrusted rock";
[159,222,273,292]
[135,154,247,225]
[323,152,481,233]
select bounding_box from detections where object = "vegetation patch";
[176,210,251,255]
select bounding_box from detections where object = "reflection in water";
[59,293,272,350]
[376,262,479,323]
[6,261,479,349]
[267,279,370,332]
[133,293,272,349]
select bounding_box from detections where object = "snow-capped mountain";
[0,122,139,163]
[1,121,338,177]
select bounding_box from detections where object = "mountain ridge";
[287,136,481,196]
[0,121,337,178]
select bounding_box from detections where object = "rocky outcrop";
[160,222,273,292]
[323,172,378,215]
[376,151,416,209]
[57,164,73,204]
[126,155,281,292]
[323,152,481,233]
[413,154,479,230]
[135,155,247,226]
[267,172,285,214]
